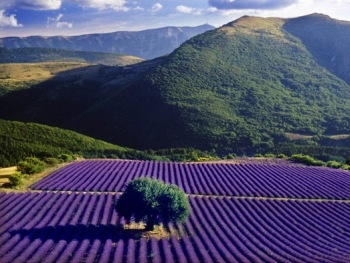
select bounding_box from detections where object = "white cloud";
[151,3,163,13]
[47,13,72,29]
[0,9,23,27]
[1,0,129,11]
[57,21,73,28]
[17,0,62,10]
[176,5,217,16]
[333,0,350,3]
[69,0,129,11]
[56,13,64,21]
[252,0,350,20]
[176,5,194,14]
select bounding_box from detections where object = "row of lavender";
[1,191,349,263]
[31,160,350,199]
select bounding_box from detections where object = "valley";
[1,14,350,162]
[0,13,350,263]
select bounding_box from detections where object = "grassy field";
[0,166,17,184]
[0,62,94,96]
[0,62,87,87]
[0,162,70,191]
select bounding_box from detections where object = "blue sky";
[1,0,350,37]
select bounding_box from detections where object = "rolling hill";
[0,25,215,60]
[0,47,143,65]
[0,47,143,95]
[0,62,89,96]
[0,119,157,167]
[0,14,350,156]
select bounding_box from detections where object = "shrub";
[264,153,276,158]
[290,154,325,166]
[116,177,190,231]
[8,172,24,187]
[226,153,236,159]
[17,157,45,175]
[58,154,74,162]
[326,161,342,169]
[341,164,350,170]
[277,154,287,159]
[43,157,60,166]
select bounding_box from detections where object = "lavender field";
[32,160,350,199]
[1,159,350,262]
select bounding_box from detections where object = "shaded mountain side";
[0,59,189,150]
[0,14,350,155]
[283,13,350,85]
[0,47,143,65]
[0,25,215,60]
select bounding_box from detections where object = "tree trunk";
[145,217,156,231]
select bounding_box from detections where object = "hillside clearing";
[0,166,17,176]
[0,166,17,184]
[0,62,89,95]
[0,162,70,191]
[286,132,350,140]
[0,62,87,82]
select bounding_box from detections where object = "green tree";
[8,172,23,187]
[17,157,45,175]
[115,177,190,231]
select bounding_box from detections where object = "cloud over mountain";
[47,13,73,29]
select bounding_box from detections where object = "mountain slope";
[0,62,89,96]
[0,25,214,60]
[0,14,349,154]
[283,13,350,84]
[0,119,152,167]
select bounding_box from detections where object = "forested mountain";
[0,14,349,156]
[0,25,214,59]
[0,119,156,167]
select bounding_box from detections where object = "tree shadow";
[8,221,181,243]
[8,224,150,243]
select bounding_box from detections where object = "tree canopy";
[115,177,190,230]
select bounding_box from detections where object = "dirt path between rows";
[2,188,349,204]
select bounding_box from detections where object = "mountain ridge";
[0,24,215,59]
